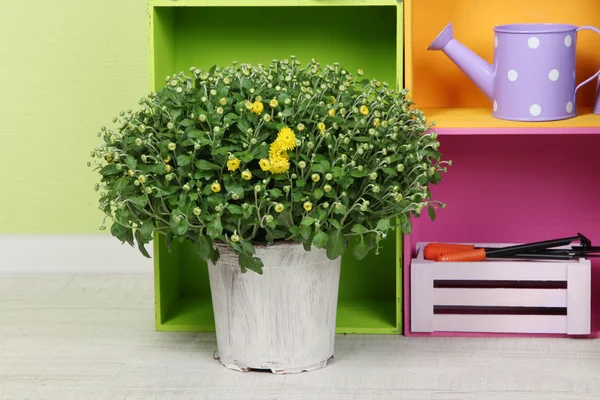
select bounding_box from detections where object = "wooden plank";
[149,0,399,7]
[566,262,591,335]
[430,262,568,281]
[434,314,567,334]
[410,263,434,332]
[434,288,567,308]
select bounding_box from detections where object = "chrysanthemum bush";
[89,57,450,273]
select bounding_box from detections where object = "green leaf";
[227,204,243,215]
[352,237,371,260]
[176,154,192,167]
[134,229,151,258]
[400,215,412,234]
[326,229,345,260]
[328,218,342,230]
[268,189,282,199]
[110,222,127,242]
[312,231,328,248]
[206,217,223,239]
[194,233,211,261]
[170,213,189,236]
[313,188,324,200]
[165,232,174,252]
[111,177,129,195]
[134,194,149,208]
[124,155,137,170]
[350,169,368,178]
[224,181,244,199]
[376,218,391,232]
[296,179,306,188]
[180,118,196,127]
[237,150,254,163]
[332,203,347,215]
[195,159,221,170]
[99,164,121,176]
[352,136,371,142]
[140,219,154,241]
[351,224,369,235]
[300,216,316,226]
[193,169,214,180]
[282,107,293,117]
[382,167,397,176]
[428,205,436,221]
[300,224,312,240]
[333,166,344,178]
[239,252,264,274]
[338,175,353,189]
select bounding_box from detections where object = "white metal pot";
[207,241,342,374]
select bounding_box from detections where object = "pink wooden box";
[402,134,600,339]
[408,242,591,336]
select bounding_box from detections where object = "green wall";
[0,0,148,233]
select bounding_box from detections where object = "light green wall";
[0,0,148,233]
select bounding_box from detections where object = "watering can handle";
[575,26,600,94]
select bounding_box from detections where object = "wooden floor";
[1,274,600,400]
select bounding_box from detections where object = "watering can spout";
[428,23,494,100]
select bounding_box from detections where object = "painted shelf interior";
[150,4,403,334]
[404,0,600,134]
[403,134,600,337]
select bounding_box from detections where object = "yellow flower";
[327,96,336,104]
[274,203,284,213]
[241,169,252,180]
[311,173,320,182]
[359,105,369,115]
[269,141,289,160]
[269,98,279,108]
[270,157,290,174]
[251,101,264,114]
[317,122,326,131]
[211,182,221,193]
[303,201,313,212]
[259,159,271,171]
[227,157,240,171]
[327,109,336,117]
[373,118,380,127]
[163,155,171,163]
[275,126,296,150]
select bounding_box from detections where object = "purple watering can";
[429,22,600,122]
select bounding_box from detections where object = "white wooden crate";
[410,242,591,335]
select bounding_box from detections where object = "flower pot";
[207,241,342,374]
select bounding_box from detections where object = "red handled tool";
[424,233,600,262]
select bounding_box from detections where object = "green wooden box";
[148,0,404,335]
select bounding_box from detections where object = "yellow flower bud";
[269,98,279,108]
[303,201,313,212]
[241,169,252,180]
[211,182,221,193]
[251,101,264,115]
[274,203,284,213]
[359,105,369,115]
[317,122,326,131]
[227,157,240,172]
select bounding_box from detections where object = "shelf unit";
[403,0,600,337]
[148,0,405,335]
